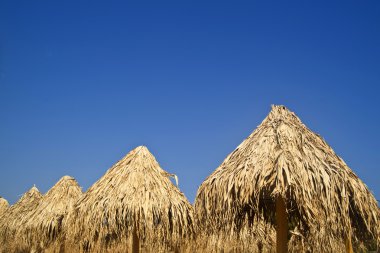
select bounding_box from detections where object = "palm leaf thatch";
[195,214,276,253]
[195,105,379,252]
[0,185,42,253]
[22,175,82,252]
[65,146,195,253]
[0,197,8,216]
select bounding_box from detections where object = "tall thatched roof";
[0,185,42,252]
[65,146,195,252]
[22,176,82,252]
[195,105,379,252]
[0,197,8,215]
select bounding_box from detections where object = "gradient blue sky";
[1,1,379,204]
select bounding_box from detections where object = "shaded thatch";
[195,214,276,253]
[0,197,8,216]
[0,186,42,253]
[65,146,195,253]
[195,105,379,252]
[21,176,82,252]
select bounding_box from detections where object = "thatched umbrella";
[0,197,8,216]
[65,146,195,253]
[195,105,379,253]
[22,175,82,252]
[0,185,42,253]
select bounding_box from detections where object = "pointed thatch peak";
[83,145,184,208]
[60,175,74,180]
[24,175,82,217]
[30,185,38,192]
[266,104,301,122]
[47,175,78,192]
[114,145,153,167]
[108,145,164,172]
[13,185,42,210]
[39,175,81,210]
[21,176,82,252]
[0,186,42,252]
[265,105,311,129]
[65,146,194,252]
[195,105,379,251]
[0,186,42,224]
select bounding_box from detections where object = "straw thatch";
[65,146,195,253]
[195,214,276,252]
[21,176,82,253]
[195,105,379,252]
[0,197,8,216]
[0,186,42,253]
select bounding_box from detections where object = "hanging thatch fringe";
[195,105,380,252]
[0,185,42,253]
[65,146,195,253]
[21,175,82,252]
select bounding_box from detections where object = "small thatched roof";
[22,176,82,252]
[0,196,9,215]
[0,185,42,252]
[65,146,195,252]
[195,105,379,252]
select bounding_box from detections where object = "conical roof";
[195,105,379,252]
[65,146,195,252]
[0,185,42,252]
[22,176,82,252]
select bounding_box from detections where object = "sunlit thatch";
[195,105,379,252]
[65,146,195,253]
[21,176,82,252]
[0,197,8,216]
[0,185,42,253]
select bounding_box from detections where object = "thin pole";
[132,224,139,253]
[345,232,353,253]
[276,196,288,253]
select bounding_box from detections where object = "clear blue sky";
[1,1,379,204]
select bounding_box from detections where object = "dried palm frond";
[0,186,42,253]
[65,146,195,253]
[21,176,82,252]
[195,105,379,252]
[0,197,8,216]
[195,214,276,253]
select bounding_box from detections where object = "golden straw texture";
[0,197,8,216]
[195,105,379,252]
[65,146,195,253]
[0,186,42,253]
[21,176,82,253]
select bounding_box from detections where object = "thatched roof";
[65,146,195,252]
[0,196,8,215]
[22,176,82,252]
[195,105,379,252]
[0,185,42,252]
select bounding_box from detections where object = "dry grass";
[0,186,42,253]
[64,146,195,252]
[195,105,380,252]
[194,214,276,253]
[20,176,82,253]
[0,197,8,216]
